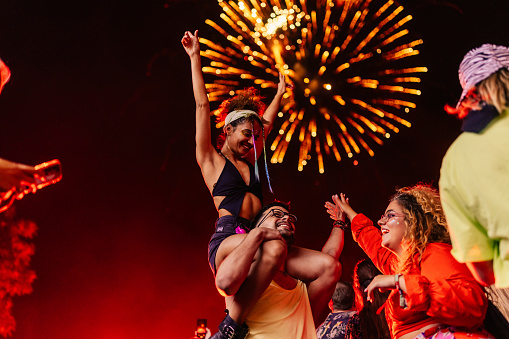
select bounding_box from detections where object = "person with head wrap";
[182,31,342,339]
[440,44,509,288]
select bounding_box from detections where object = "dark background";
[0,0,508,338]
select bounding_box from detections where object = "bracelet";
[333,220,348,231]
[394,274,407,309]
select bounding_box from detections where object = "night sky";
[0,0,508,338]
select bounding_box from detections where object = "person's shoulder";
[344,310,358,319]
[422,243,455,263]
[442,131,469,161]
[424,242,452,253]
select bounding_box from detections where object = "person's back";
[440,44,509,288]
[316,281,356,339]
[346,260,390,339]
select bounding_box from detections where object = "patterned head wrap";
[457,44,509,107]
[224,109,273,193]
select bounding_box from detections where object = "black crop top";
[212,156,263,217]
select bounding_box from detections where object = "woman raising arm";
[332,186,492,339]
[183,30,340,338]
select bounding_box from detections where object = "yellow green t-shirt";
[440,109,509,288]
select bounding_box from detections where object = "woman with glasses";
[331,185,493,339]
[183,30,341,339]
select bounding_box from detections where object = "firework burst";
[201,0,427,173]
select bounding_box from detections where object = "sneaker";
[210,311,249,339]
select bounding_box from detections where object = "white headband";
[223,109,273,193]
[224,109,260,127]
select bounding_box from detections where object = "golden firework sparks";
[202,0,426,172]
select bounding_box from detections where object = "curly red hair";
[215,87,266,124]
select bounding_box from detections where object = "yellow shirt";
[246,280,317,339]
[440,109,509,288]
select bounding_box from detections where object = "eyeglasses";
[379,211,406,223]
[257,208,298,227]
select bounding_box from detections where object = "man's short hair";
[252,201,290,228]
[332,281,354,311]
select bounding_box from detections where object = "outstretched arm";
[322,194,347,258]
[246,73,290,163]
[285,198,346,325]
[334,193,358,221]
[367,246,488,329]
[336,193,397,274]
[181,30,214,164]
[0,158,36,193]
[262,72,288,132]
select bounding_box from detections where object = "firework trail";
[202,0,426,173]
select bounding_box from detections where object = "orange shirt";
[351,214,487,338]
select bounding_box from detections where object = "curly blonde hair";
[390,184,451,274]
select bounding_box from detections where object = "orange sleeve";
[398,244,487,328]
[351,214,397,275]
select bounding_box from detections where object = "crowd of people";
[2,11,509,339]
[183,30,509,339]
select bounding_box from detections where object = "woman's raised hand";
[181,30,200,57]
[325,195,346,222]
[332,193,358,221]
[276,72,293,96]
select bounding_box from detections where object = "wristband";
[394,274,407,309]
[333,220,348,231]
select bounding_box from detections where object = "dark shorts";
[208,215,252,276]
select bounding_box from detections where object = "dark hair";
[252,201,290,228]
[332,281,355,311]
[353,259,381,312]
[352,259,391,339]
[484,286,509,338]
